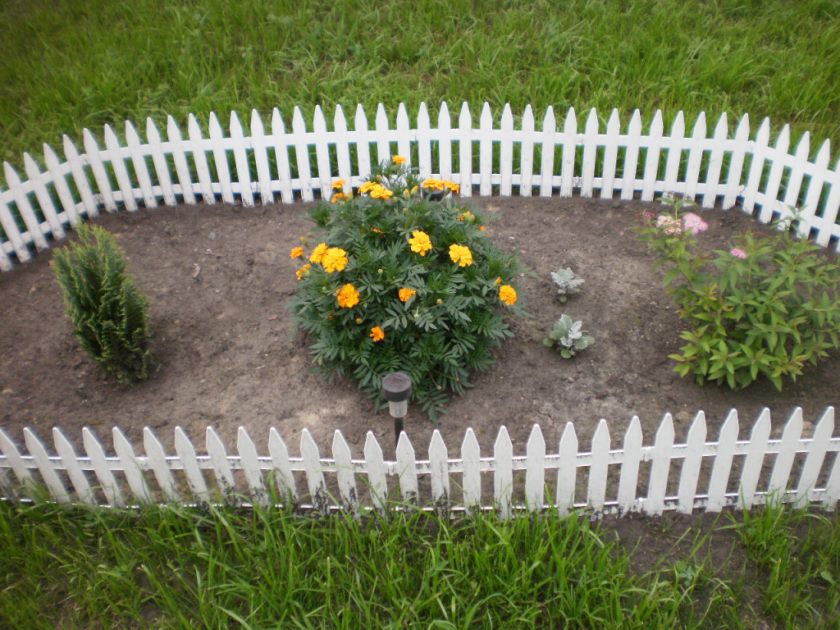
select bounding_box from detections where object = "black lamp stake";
[382,371,412,449]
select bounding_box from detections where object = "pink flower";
[683,212,709,235]
[730,247,747,259]
[656,214,682,235]
[642,211,654,221]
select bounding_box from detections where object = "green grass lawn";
[1,0,839,170]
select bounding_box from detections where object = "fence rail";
[1,407,838,516]
[1,102,840,272]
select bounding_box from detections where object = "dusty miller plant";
[550,267,584,302]
[543,314,594,358]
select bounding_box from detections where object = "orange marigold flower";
[332,178,346,190]
[398,287,416,302]
[409,230,433,256]
[444,181,461,194]
[336,283,360,309]
[371,227,383,234]
[331,192,350,204]
[309,242,329,264]
[499,285,517,306]
[295,263,311,281]
[321,247,348,273]
[479,225,487,232]
[290,246,305,259]
[392,155,406,165]
[449,244,473,267]
[370,326,385,342]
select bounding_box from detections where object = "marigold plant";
[291,159,522,417]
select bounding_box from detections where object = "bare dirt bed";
[1,197,838,457]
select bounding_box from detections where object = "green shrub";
[51,224,152,383]
[543,313,594,358]
[290,158,522,418]
[637,201,840,390]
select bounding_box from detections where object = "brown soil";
[1,197,838,457]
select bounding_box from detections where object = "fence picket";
[312,105,332,200]
[145,118,177,206]
[825,434,840,510]
[333,106,353,194]
[112,428,151,503]
[174,426,210,501]
[707,410,739,512]
[520,105,535,197]
[0,242,10,273]
[208,113,234,204]
[292,107,314,202]
[759,124,790,223]
[43,143,81,226]
[525,424,546,511]
[0,428,34,487]
[782,132,809,211]
[187,114,216,205]
[801,140,831,242]
[0,195,28,264]
[743,118,771,214]
[458,103,473,197]
[271,109,294,204]
[250,110,275,205]
[677,412,707,514]
[332,430,358,512]
[268,428,296,501]
[300,428,327,511]
[768,408,803,500]
[494,426,513,519]
[647,414,674,515]
[620,110,642,200]
[723,114,750,208]
[738,408,772,509]
[663,112,685,197]
[581,109,599,198]
[600,109,620,199]
[684,112,706,201]
[821,157,840,251]
[62,136,99,218]
[416,103,432,179]
[354,105,372,183]
[396,432,418,503]
[143,427,179,501]
[641,111,664,201]
[206,426,235,497]
[429,430,450,509]
[103,125,137,211]
[499,104,514,196]
[539,106,556,197]
[364,431,387,512]
[461,428,481,512]
[701,113,728,208]
[478,103,494,196]
[795,407,834,505]
[124,121,157,209]
[23,153,65,239]
[165,116,197,205]
[560,108,576,197]
[53,428,95,505]
[438,102,453,181]
[587,420,610,512]
[82,427,123,507]
[238,427,266,505]
[396,103,411,163]
[80,129,118,212]
[617,416,642,514]
[4,163,48,250]
[229,111,254,207]
[23,428,69,502]
[374,104,391,166]
[556,422,578,514]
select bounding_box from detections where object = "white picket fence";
[1,407,838,516]
[1,102,840,272]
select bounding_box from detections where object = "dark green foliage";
[291,162,522,418]
[51,224,152,383]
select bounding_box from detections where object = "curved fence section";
[1,102,839,272]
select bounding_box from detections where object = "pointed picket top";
[802,140,832,233]
[208,110,224,137]
[24,427,69,502]
[332,430,358,512]
[723,113,751,208]
[438,101,451,127]
[207,112,234,204]
[768,407,803,496]
[677,411,707,514]
[429,429,450,508]
[525,424,546,512]
[164,115,196,205]
[81,427,122,507]
[617,416,643,514]
[460,428,481,511]
[125,120,158,209]
[312,105,333,199]
[522,104,535,129]
[493,425,513,519]
[683,111,706,199]
[52,428,94,505]
[23,152,66,239]
[663,112,685,194]
[584,108,599,134]
[395,102,411,158]
[144,118,176,206]
[519,104,535,196]
[646,413,675,515]
[539,105,557,198]
[742,117,773,214]
[556,421,578,514]
[600,109,621,199]
[396,431,418,502]
[478,102,495,196]
[4,161,49,250]
[795,407,834,505]
[112,427,151,503]
[0,428,33,486]
[560,107,577,197]
[250,108,266,137]
[187,113,216,205]
[671,111,686,136]
[364,431,387,512]
[143,426,179,502]
[103,124,138,212]
[701,113,730,208]
[587,419,610,512]
[293,106,309,134]
[236,427,266,505]
[229,110,255,206]
[174,426,209,501]
[562,106,577,133]
[620,109,643,200]
[458,101,472,127]
[313,104,327,134]
[354,103,369,132]
[374,103,391,163]
[62,134,98,218]
[755,117,771,145]
[415,102,432,177]
[775,124,791,152]
[375,102,389,129]
[417,101,431,129]
[272,107,287,135]
[738,408,772,509]
[229,109,244,137]
[457,102,473,197]
[785,131,810,204]
[332,105,353,193]
[707,410,739,512]
[249,109,275,205]
[650,109,664,135]
[735,113,750,139]
[300,428,327,511]
[42,142,81,225]
[712,111,728,138]
[206,426,235,496]
[268,428,296,500]
[691,111,706,138]
[269,108,294,204]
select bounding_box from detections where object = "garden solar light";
[382,371,412,447]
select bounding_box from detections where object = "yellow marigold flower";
[290,246,304,259]
[355,317,364,325]
[444,181,461,194]
[392,155,406,165]
[421,177,446,191]
[499,285,517,306]
[410,185,419,195]
[495,276,503,285]
[409,230,433,256]
[359,181,378,194]
[309,243,328,264]
[458,211,476,222]
[398,288,416,302]
[336,283,360,309]
[371,227,383,234]
[449,244,473,267]
[332,178,346,190]
[370,326,385,342]
[331,192,350,204]
[369,185,394,200]
[295,263,311,281]
[321,247,348,273]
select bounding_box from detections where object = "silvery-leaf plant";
[550,267,584,302]
[543,314,594,359]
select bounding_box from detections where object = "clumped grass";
[0,0,839,170]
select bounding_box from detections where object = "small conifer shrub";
[291,158,522,418]
[52,224,152,383]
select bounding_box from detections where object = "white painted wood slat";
[646,414,674,515]
[238,427,267,506]
[124,121,157,209]
[229,112,254,207]
[706,411,739,512]
[23,153,65,239]
[460,428,481,512]
[24,428,69,502]
[4,162,48,250]
[83,427,123,507]
[494,426,513,519]
[145,118,177,206]
[524,424,545,511]
[166,116,197,205]
[103,125,137,211]
[53,428,95,505]
[396,432,418,503]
